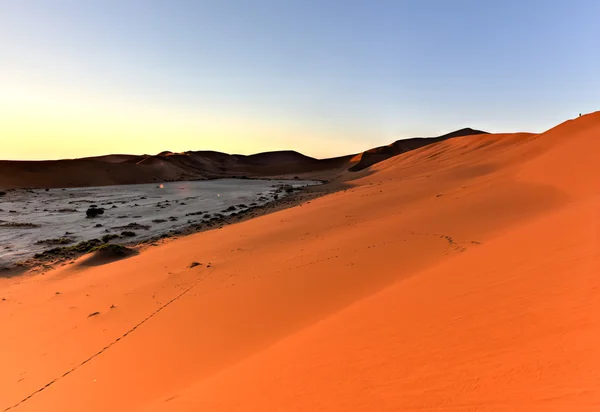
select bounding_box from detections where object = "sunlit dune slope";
[1,113,599,411]
[348,127,488,171]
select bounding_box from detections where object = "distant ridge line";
[0,128,488,189]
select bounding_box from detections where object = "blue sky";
[0,0,598,159]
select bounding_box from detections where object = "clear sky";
[1,0,598,160]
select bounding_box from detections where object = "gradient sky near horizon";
[1,0,599,160]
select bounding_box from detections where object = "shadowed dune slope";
[1,113,599,411]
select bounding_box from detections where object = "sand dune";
[0,129,484,189]
[1,113,599,411]
[348,127,488,171]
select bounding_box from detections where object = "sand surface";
[1,113,599,411]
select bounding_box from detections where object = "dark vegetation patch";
[89,243,133,256]
[0,222,40,228]
[86,207,105,218]
[113,222,150,230]
[34,238,103,259]
[35,237,74,245]
[101,234,120,243]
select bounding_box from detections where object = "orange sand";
[1,112,599,411]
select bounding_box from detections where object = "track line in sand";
[3,269,214,412]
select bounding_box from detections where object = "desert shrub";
[101,234,120,243]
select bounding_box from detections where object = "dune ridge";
[0,112,599,411]
[0,128,485,189]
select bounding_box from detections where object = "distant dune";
[0,128,486,189]
[349,127,488,171]
[2,113,600,411]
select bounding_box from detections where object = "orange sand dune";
[348,127,487,171]
[1,113,599,411]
